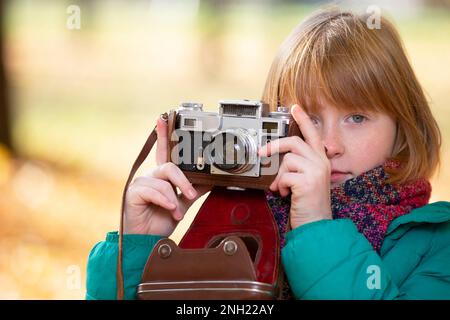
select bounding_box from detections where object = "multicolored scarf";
[266,159,432,298]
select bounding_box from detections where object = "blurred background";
[0,0,449,299]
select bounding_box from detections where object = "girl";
[86,8,450,299]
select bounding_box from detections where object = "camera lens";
[210,129,257,174]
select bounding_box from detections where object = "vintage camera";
[166,99,301,190]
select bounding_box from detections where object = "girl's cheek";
[343,130,392,174]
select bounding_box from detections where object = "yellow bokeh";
[1,1,449,299]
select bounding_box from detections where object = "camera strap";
[116,112,169,300]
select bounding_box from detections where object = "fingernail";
[187,189,197,199]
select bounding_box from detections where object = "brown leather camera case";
[137,236,276,300]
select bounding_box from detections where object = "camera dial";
[269,106,290,119]
[180,102,204,112]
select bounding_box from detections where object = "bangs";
[277,14,390,116]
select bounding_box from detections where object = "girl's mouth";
[330,171,351,183]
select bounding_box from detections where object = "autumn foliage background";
[0,0,449,299]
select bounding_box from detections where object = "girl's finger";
[136,177,185,221]
[135,176,179,202]
[131,185,177,212]
[156,116,169,165]
[178,184,212,208]
[258,135,315,159]
[270,153,313,191]
[277,172,304,197]
[270,153,302,191]
[150,162,197,200]
[291,104,324,154]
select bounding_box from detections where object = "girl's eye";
[309,115,320,126]
[349,114,367,124]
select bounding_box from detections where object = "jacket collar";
[386,201,450,235]
[379,201,450,255]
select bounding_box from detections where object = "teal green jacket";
[86,201,450,300]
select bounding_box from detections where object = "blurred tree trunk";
[0,0,12,152]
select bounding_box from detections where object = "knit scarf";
[265,159,432,298]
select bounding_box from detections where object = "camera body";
[166,100,301,190]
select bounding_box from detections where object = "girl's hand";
[123,117,211,236]
[258,104,332,229]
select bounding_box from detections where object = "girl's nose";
[323,131,345,159]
